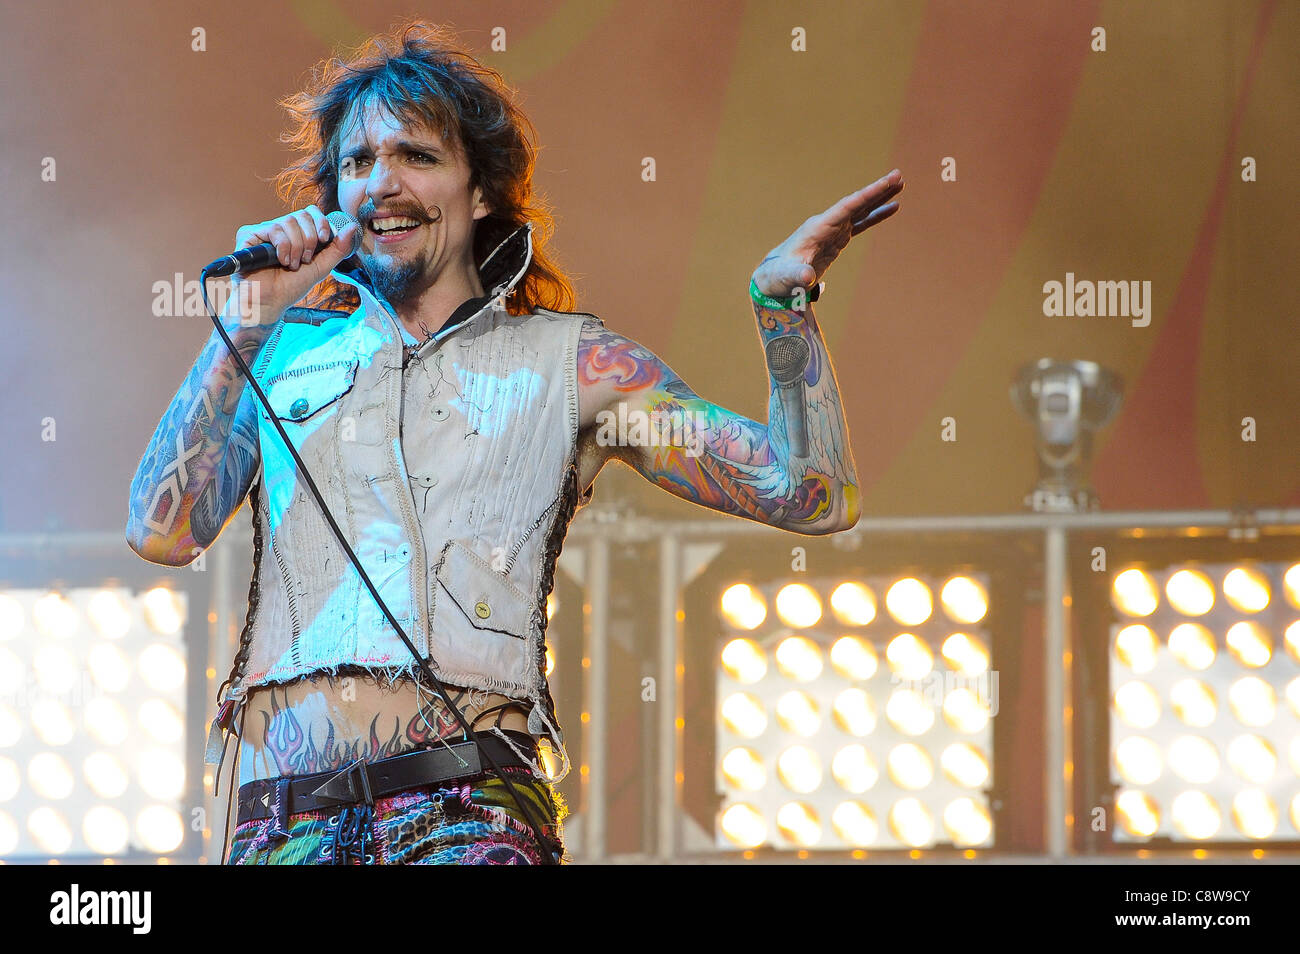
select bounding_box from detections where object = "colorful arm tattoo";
[127,312,271,563]
[577,293,861,533]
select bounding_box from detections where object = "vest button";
[431,406,449,422]
[289,398,309,419]
[474,601,491,619]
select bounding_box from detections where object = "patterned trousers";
[226,765,567,865]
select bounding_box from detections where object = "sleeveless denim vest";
[212,224,595,783]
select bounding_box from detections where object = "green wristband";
[749,276,822,310]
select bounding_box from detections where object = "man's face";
[335,99,489,305]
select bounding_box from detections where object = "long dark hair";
[274,20,576,316]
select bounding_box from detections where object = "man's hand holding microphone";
[207,205,361,327]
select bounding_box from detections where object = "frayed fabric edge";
[240,660,535,699]
[521,704,571,785]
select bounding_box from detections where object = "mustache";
[357,200,442,225]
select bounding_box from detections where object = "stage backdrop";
[0,0,1295,531]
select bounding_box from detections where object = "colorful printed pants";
[226,765,567,865]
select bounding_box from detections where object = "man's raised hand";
[753,168,904,300]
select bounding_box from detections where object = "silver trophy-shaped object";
[1010,359,1124,513]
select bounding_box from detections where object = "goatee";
[363,252,426,305]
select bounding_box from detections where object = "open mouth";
[368,215,422,241]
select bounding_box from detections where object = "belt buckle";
[311,758,375,808]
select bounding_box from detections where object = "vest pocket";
[433,540,532,639]
[262,360,359,423]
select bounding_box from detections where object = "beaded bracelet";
[749,276,823,310]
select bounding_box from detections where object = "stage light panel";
[1107,561,1300,844]
[716,571,995,852]
[0,586,190,859]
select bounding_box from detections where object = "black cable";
[201,271,562,865]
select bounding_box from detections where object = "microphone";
[765,335,811,459]
[202,210,361,278]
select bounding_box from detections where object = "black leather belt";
[236,730,538,825]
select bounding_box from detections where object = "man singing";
[125,21,902,865]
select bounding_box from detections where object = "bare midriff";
[235,674,531,786]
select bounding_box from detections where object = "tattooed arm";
[578,309,859,534]
[126,292,269,565]
[576,170,904,534]
[127,206,360,565]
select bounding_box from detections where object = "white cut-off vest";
[219,223,594,782]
